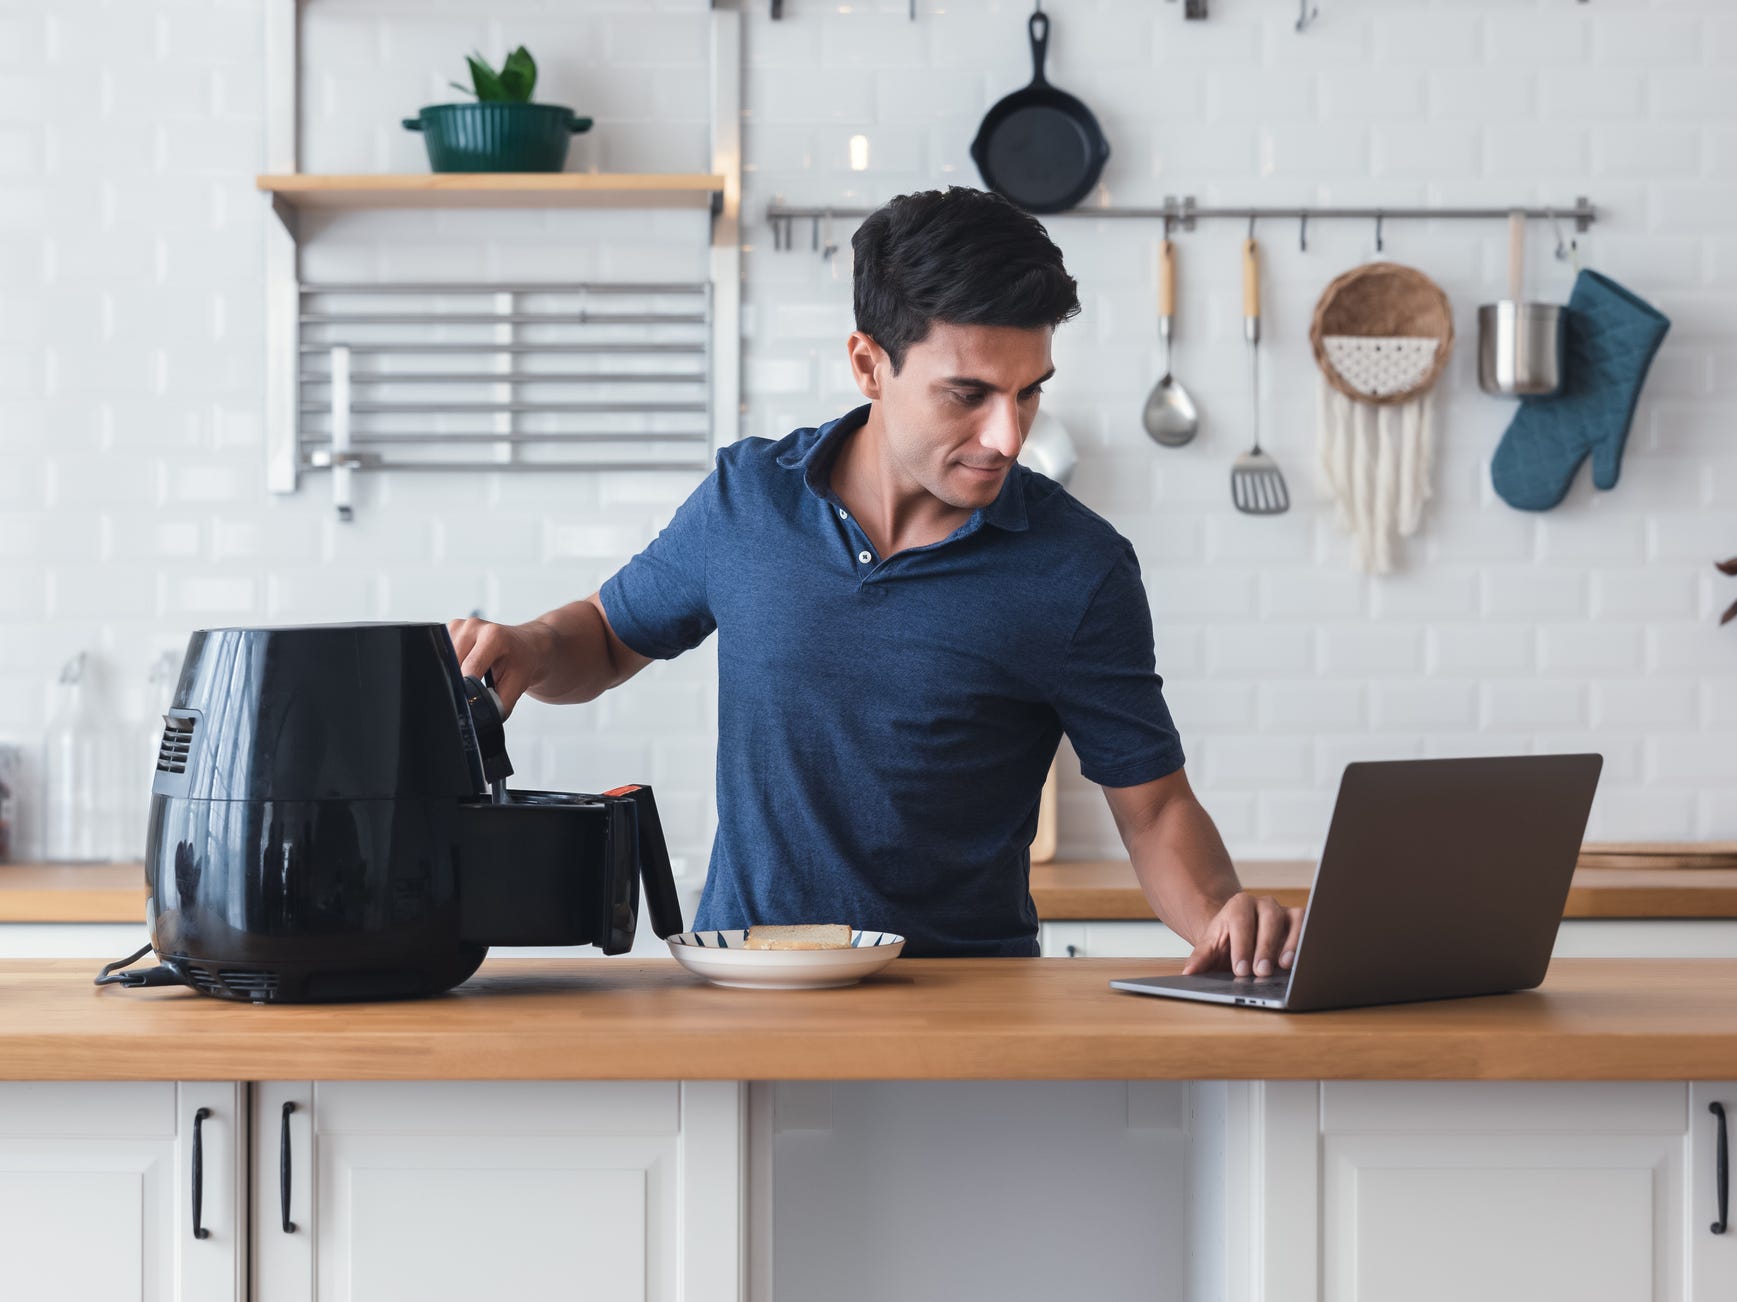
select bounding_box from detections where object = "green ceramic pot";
[402,102,594,173]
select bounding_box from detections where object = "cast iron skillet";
[969,8,1110,215]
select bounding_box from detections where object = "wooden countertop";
[7,957,1737,1082]
[6,845,1737,925]
[1031,858,1737,921]
[0,863,145,922]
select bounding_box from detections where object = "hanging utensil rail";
[765,196,1597,253]
[298,280,714,520]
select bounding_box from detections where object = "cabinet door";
[0,924,152,959]
[1039,921,1194,958]
[255,1080,742,1302]
[0,1081,245,1302]
[1320,1082,1688,1302]
[1690,1083,1737,1300]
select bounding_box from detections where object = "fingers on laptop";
[1247,895,1291,976]
[1182,894,1301,977]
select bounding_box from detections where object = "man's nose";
[981,400,1023,461]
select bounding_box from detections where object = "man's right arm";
[446,591,651,716]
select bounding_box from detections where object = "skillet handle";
[1027,10,1049,84]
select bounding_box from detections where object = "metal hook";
[1546,207,1581,271]
[1373,211,1385,254]
[1296,0,1320,31]
[1298,213,1309,252]
[821,208,838,263]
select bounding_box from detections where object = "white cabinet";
[1040,920,1193,959]
[1213,1080,1737,1302]
[0,1081,246,1302]
[0,924,156,959]
[252,1080,743,1302]
[1321,1082,1691,1302]
[1689,1084,1737,1299]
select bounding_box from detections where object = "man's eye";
[949,385,1044,404]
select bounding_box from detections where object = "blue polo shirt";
[599,402,1184,956]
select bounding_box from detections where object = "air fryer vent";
[156,714,195,774]
[186,964,280,1003]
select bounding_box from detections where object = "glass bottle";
[43,652,102,861]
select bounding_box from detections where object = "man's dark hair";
[851,187,1081,375]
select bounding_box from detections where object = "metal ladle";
[1142,236,1200,447]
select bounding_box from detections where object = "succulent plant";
[450,46,537,104]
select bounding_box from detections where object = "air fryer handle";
[461,671,514,785]
[604,785,685,940]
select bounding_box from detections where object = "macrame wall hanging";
[1309,262,1454,575]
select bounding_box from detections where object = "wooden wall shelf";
[257,172,727,215]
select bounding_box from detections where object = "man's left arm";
[1102,768,1302,978]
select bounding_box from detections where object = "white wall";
[1,0,1733,869]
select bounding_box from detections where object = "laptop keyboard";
[1200,974,1290,991]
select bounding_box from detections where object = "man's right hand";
[445,617,558,718]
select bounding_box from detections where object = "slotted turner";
[1231,235,1290,515]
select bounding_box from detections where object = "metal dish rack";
[297,280,714,519]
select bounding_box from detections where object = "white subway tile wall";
[0,0,1732,866]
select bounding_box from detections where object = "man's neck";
[827,404,972,558]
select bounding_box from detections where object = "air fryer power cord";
[94,943,182,988]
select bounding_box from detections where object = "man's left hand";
[1181,892,1303,978]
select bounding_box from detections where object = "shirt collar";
[775,403,1030,534]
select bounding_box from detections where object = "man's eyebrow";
[934,366,1057,392]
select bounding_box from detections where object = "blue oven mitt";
[1490,269,1670,512]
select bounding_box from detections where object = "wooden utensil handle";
[1242,238,1260,320]
[1159,239,1176,318]
[1508,211,1526,303]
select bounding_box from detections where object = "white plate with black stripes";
[667,930,906,990]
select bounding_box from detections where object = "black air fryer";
[103,622,683,1003]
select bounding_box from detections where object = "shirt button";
[838,508,850,520]
[857,550,872,564]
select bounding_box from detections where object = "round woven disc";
[1309,261,1455,406]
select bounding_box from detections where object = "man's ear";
[846,330,886,400]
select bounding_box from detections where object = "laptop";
[1109,753,1604,1012]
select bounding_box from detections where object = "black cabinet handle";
[280,1101,298,1233]
[191,1107,211,1240]
[1713,1101,1729,1236]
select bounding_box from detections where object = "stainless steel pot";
[1477,301,1564,397]
[1477,211,1566,398]
[1019,408,1078,486]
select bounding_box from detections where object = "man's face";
[852,321,1055,511]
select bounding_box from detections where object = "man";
[449,186,1300,976]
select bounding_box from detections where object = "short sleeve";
[598,470,718,660]
[1052,541,1186,787]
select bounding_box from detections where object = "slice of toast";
[743,923,853,951]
